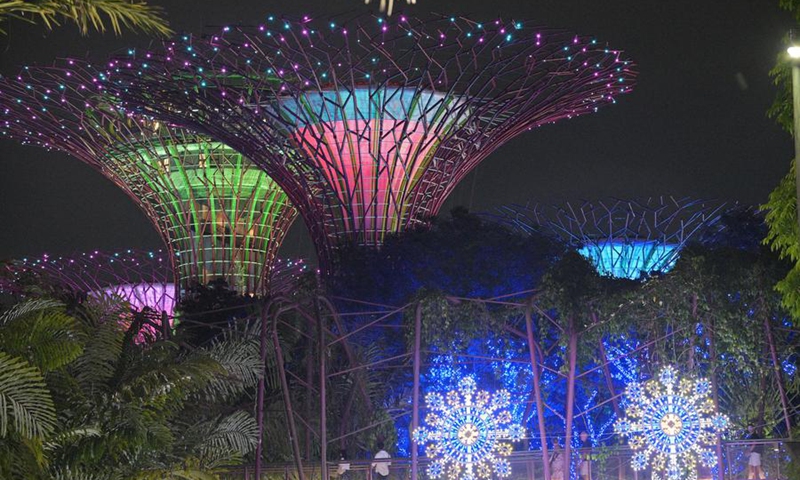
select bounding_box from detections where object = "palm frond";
[0,432,48,478]
[0,352,57,440]
[0,0,172,36]
[45,426,101,452]
[52,466,120,480]
[202,326,265,400]
[119,343,224,411]
[134,468,218,480]
[71,312,124,391]
[192,411,259,467]
[0,298,63,326]
[0,298,83,373]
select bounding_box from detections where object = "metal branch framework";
[0,62,297,295]
[257,287,796,480]
[2,249,177,314]
[104,15,636,268]
[490,197,728,279]
[1,249,308,308]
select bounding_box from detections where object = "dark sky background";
[0,0,794,263]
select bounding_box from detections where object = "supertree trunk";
[273,303,307,480]
[763,309,792,436]
[525,300,550,480]
[563,318,578,479]
[411,302,423,480]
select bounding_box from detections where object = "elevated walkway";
[218,439,797,480]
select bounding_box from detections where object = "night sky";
[0,0,794,263]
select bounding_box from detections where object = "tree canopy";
[331,207,564,305]
[763,0,800,321]
[0,294,262,479]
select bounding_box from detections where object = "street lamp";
[788,31,800,233]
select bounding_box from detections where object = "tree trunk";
[255,303,269,478]
[689,294,697,370]
[597,338,621,418]
[317,298,328,480]
[411,302,423,480]
[705,319,724,480]
[563,317,578,480]
[273,306,306,480]
[339,384,357,448]
[764,312,792,436]
[525,300,550,480]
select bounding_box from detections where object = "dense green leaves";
[0,299,84,373]
[191,411,259,467]
[0,295,262,478]
[763,163,800,319]
[764,0,800,322]
[0,352,57,440]
[333,208,562,305]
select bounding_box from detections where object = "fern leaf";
[0,352,56,440]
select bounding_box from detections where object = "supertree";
[1,249,308,309]
[0,62,297,296]
[104,15,636,270]
[1,249,177,315]
[490,197,729,279]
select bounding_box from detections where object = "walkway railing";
[217,440,796,480]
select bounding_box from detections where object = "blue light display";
[615,366,729,480]
[578,241,679,280]
[414,376,524,480]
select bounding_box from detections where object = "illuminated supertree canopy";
[1,250,309,315]
[0,62,297,295]
[615,365,729,480]
[104,14,636,268]
[413,376,524,480]
[2,249,177,315]
[490,197,728,279]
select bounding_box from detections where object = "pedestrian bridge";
[218,440,796,480]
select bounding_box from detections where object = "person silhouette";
[549,441,565,480]
[579,431,592,480]
[371,441,391,480]
[337,449,350,480]
[745,424,764,480]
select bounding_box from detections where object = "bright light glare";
[788,46,800,59]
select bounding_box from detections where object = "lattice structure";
[105,15,636,268]
[1,250,309,313]
[491,198,728,279]
[2,249,177,315]
[0,62,297,295]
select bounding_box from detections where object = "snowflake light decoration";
[413,377,524,480]
[615,366,729,480]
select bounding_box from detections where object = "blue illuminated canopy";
[578,240,679,279]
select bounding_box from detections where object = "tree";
[764,0,800,321]
[0,0,171,36]
[0,299,77,477]
[176,278,258,346]
[0,294,262,479]
[331,208,563,305]
[616,210,797,438]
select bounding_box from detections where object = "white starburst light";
[615,366,729,480]
[413,377,523,480]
